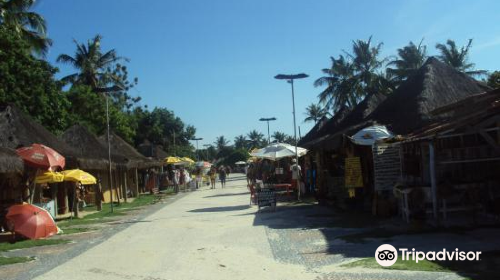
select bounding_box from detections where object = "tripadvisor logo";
[375,244,482,267]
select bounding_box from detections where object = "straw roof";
[0,103,78,162]
[299,106,351,146]
[368,57,490,135]
[98,132,161,168]
[61,125,129,169]
[0,147,23,173]
[137,140,169,160]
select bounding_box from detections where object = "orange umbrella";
[6,204,58,240]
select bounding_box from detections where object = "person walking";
[209,167,217,189]
[218,165,227,188]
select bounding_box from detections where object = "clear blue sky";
[36,0,500,147]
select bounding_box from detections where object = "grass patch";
[0,256,35,266]
[58,194,166,227]
[59,227,94,235]
[342,257,449,272]
[0,239,70,252]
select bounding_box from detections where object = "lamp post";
[259,117,276,144]
[274,73,308,200]
[191,137,203,160]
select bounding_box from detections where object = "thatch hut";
[60,125,130,203]
[0,147,24,208]
[98,132,162,196]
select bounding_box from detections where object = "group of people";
[208,165,231,189]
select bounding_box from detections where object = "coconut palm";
[0,0,52,55]
[272,131,287,143]
[214,136,229,151]
[435,39,486,76]
[56,34,126,90]
[348,36,387,94]
[304,103,329,124]
[233,135,248,150]
[247,130,265,148]
[314,55,359,113]
[387,40,427,83]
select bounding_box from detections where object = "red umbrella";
[16,144,65,170]
[6,204,58,240]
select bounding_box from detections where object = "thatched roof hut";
[137,140,168,161]
[0,103,78,162]
[0,147,23,173]
[60,125,129,170]
[368,57,490,135]
[98,132,161,168]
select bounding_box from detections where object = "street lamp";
[259,117,276,144]
[191,137,203,160]
[274,73,308,200]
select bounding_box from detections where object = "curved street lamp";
[259,117,276,144]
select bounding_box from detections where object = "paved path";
[32,174,464,280]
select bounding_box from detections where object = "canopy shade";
[35,171,64,184]
[165,156,182,164]
[250,143,308,160]
[61,169,97,185]
[16,144,65,171]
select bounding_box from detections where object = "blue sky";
[36,0,500,147]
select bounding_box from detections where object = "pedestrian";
[218,165,227,188]
[290,158,302,193]
[209,167,217,189]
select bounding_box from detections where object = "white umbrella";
[195,161,211,168]
[250,143,308,160]
[235,161,246,165]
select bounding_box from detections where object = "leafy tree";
[247,130,265,148]
[220,149,249,167]
[435,39,486,76]
[214,135,229,151]
[234,135,248,150]
[284,136,297,146]
[487,71,500,89]
[387,40,427,83]
[0,0,52,55]
[272,131,287,143]
[304,103,329,123]
[0,26,69,133]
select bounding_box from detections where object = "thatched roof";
[299,106,351,146]
[137,140,169,160]
[60,125,129,169]
[368,57,490,134]
[0,147,23,173]
[0,103,78,163]
[98,132,161,168]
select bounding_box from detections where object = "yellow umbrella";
[180,157,195,164]
[35,171,64,184]
[165,156,181,164]
[61,169,96,185]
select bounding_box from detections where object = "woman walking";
[209,167,217,189]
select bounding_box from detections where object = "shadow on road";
[189,205,250,213]
[203,192,249,198]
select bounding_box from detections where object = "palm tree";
[272,131,287,143]
[214,136,229,151]
[387,40,427,83]
[304,103,329,124]
[247,130,265,148]
[57,35,126,90]
[0,0,52,55]
[348,36,387,95]
[435,39,486,76]
[284,136,296,146]
[233,135,248,150]
[314,55,359,113]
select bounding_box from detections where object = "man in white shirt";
[290,158,301,192]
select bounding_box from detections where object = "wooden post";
[72,182,79,218]
[429,142,438,220]
[123,170,128,203]
[96,172,102,211]
[135,168,139,197]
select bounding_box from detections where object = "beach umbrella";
[250,143,308,160]
[165,156,182,164]
[180,157,195,164]
[35,171,64,184]
[16,144,65,170]
[235,161,246,165]
[61,169,97,185]
[195,161,211,168]
[6,204,58,240]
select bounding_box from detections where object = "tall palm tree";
[304,103,329,124]
[387,40,427,83]
[435,39,486,76]
[233,135,248,150]
[214,136,229,151]
[272,131,287,143]
[57,34,126,90]
[0,0,52,55]
[348,36,387,95]
[314,55,359,113]
[247,130,264,148]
